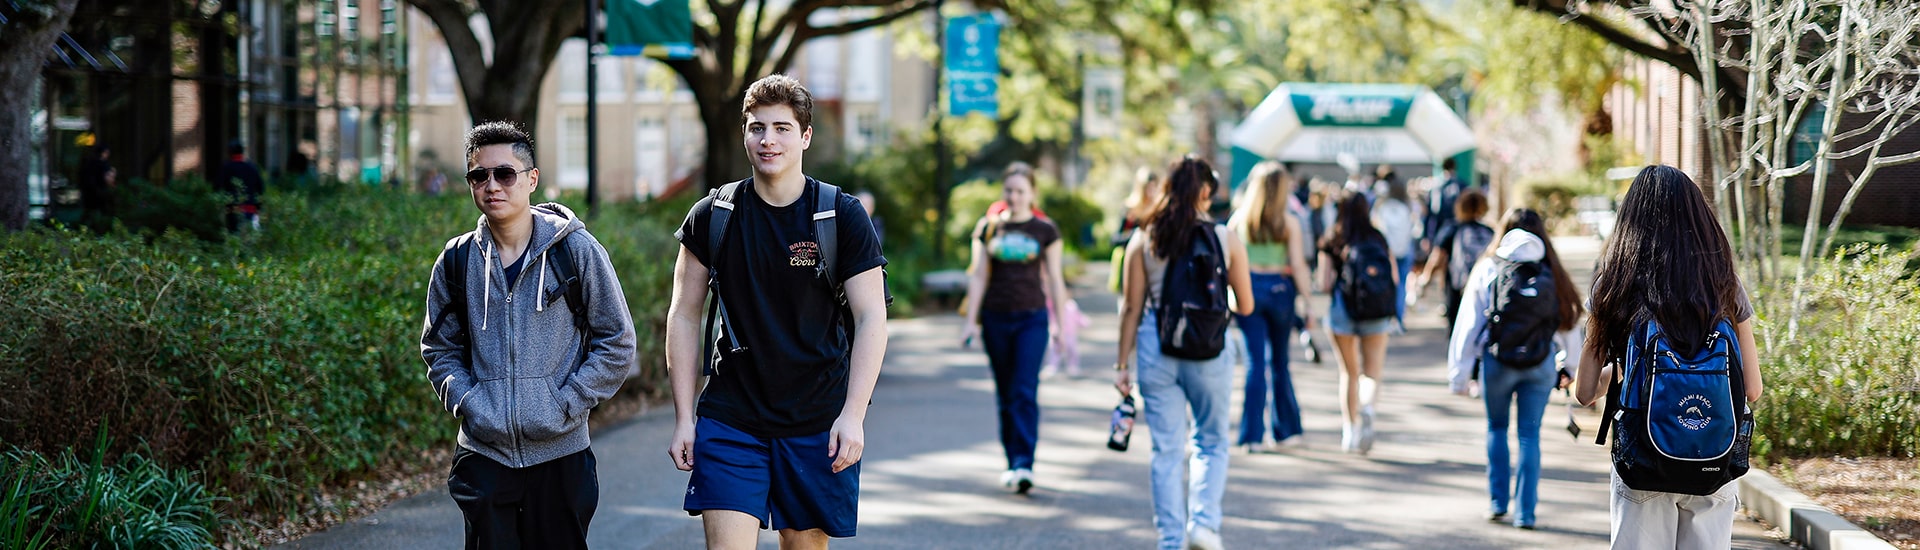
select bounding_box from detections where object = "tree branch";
[408,0,491,112]
[1564,12,1702,80]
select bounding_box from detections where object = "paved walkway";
[280,235,1788,549]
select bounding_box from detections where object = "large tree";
[407,0,588,131]
[0,0,81,231]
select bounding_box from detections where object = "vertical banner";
[606,0,695,58]
[1082,67,1124,139]
[945,14,999,117]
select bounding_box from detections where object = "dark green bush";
[1751,244,1920,460]
[0,183,683,533]
[109,176,229,242]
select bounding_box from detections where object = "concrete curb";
[1739,469,1899,550]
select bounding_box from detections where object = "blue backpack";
[1597,318,1753,495]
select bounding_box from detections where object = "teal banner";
[945,14,999,117]
[606,0,695,58]
[1288,84,1415,127]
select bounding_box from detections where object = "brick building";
[1604,57,1920,229]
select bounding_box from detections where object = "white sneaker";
[1187,525,1224,550]
[1358,406,1377,455]
[1341,423,1357,454]
[1001,468,1033,494]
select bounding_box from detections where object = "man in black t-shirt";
[665,75,889,549]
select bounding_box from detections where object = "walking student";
[958,161,1075,493]
[1115,156,1254,550]
[421,121,638,548]
[1575,165,1763,548]
[1225,161,1313,452]
[664,75,890,549]
[1317,191,1399,455]
[1371,171,1419,323]
[1417,187,1494,331]
[1446,208,1583,530]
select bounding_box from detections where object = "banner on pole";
[606,0,695,59]
[945,14,999,117]
[1082,67,1123,139]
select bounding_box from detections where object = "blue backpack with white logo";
[1597,317,1753,495]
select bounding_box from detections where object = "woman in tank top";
[1225,161,1315,453]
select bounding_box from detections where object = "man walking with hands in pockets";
[664,74,890,549]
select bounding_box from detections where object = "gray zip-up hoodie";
[421,203,636,468]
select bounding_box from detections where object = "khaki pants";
[1609,469,1740,549]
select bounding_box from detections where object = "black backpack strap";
[812,179,843,302]
[544,234,589,332]
[437,233,476,347]
[702,181,748,376]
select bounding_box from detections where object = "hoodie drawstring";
[537,251,550,312]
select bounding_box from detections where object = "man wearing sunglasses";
[421,121,636,548]
[665,74,889,549]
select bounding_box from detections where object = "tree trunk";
[1790,4,1851,338]
[700,93,748,190]
[0,0,81,231]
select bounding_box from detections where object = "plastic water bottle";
[1107,395,1137,452]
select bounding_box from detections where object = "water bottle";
[1107,395,1137,452]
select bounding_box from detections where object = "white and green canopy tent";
[1227,83,1474,186]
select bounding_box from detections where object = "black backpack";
[1448,223,1495,289]
[702,178,891,375]
[1155,222,1233,360]
[1598,318,1752,495]
[1339,237,1398,322]
[436,232,589,347]
[1483,259,1559,367]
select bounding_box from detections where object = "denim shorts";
[1326,292,1397,336]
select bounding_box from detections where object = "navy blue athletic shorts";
[683,416,860,537]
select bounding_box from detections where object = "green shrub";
[1751,244,1920,459]
[109,177,229,242]
[0,183,684,534]
[0,436,224,549]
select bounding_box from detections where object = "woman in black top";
[958,162,1074,494]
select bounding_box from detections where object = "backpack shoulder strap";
[702,179,749,376]
[545,233,588,332]
[438,233,477,346]
[812,179,841,289]
[709,180,746,262]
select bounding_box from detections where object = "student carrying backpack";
[1316,190,1401,455]
[1114,156,1253,550]
[1574,165,1762,548]
[1447,209,1583,530]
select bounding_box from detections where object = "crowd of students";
[420,72,1762,550]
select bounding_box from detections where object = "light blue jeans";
[1136,311,1234,550]
[1481,353,1556,526]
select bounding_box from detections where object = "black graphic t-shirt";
[676,178,887,438]
[973,216,1059,312]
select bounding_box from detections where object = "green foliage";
[1776,224,1920,260]
[0,183,683,530]
[0,437,224,549]
[109,176,229,242]
[1751,245,1920,460]
[1515,172,1611,229]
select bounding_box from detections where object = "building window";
[560,112,588,187]
[558,40,586,101]
[1791,102,1826,167]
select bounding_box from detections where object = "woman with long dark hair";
[958,162,1074,494]
[1225,161,1314,452]
[1115,156,1253,550]
[1317,191,1399,454]
[1447,208,1584,529]
[1574,165,1762,547]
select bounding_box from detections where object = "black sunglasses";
[466,166,533,188]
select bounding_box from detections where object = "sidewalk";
[279,235,1790,549]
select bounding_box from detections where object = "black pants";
[449,447,598,550]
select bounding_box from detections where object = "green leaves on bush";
[1753,244,1920,459]
[0,437,224,549]
[0,183,685,537]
